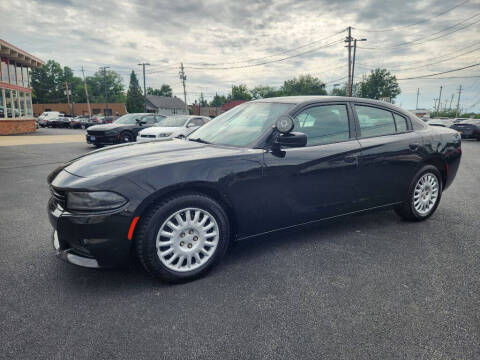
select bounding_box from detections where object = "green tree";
[281,75,327,96]
[228,85,252,101]
[126,71,144,113]
[147,84,172,97]
[209,93,227,107]
[31,60,66,103]
[329,84,348,96]
[356,68,400,101]
[87,69,125,103]
[199,92,208,106]
[250,85,281,99]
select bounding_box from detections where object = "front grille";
[87,130,105,136]
[141,134,156,138]
[50,186,66,209]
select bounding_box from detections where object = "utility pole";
[449,93,455,110]
[138,63,150,113]
[346,27,352,96]
[65,80,71,108]
[416,88,420,109]
[437,86,443,113]
[456,85,462,116]
[433,98,438,110]
[80,66,91,118]
[99,66,110,116]
[179,62,188,114]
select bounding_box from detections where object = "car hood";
[139,126,183,135]
[62,139,255,178]
[87,124,132,131]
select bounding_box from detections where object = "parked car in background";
[427,118,454,128]
[453,117,469,124]
[48,96,462,282]
[451,119,480,140]
[137,115,210,142]
[47,116,69,128]
[86,113,165,147]
[70,116,90,129]
[59,117,73,128]
[38,111,64,127]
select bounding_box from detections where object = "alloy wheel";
[156,208,219,272]
[413,173,439,215]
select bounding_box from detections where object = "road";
[1,138,479,359]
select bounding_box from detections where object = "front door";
[260,103,363,233]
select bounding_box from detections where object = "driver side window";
[144,116,156,124]
[294,104,350,146]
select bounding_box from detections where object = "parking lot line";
[0,135,85,147]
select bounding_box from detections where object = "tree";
[87,70,125,103]
[209,93,227,107]
[147,84,172,97]
[31,60,66,103]
[199,92,208,106]
[126,71,144,113]
[281,75,327,96]
[250,85,281,99]
[228,85,252,101]
[356,68,400,101]
[329,84,348,96]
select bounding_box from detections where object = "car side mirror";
[275,132,307,148]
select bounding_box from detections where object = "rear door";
[353,103,424,207]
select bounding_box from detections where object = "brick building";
[0,39,44,135]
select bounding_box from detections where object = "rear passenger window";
[355,105,396,137]
[394,113,408,132]
[294,104,350,146]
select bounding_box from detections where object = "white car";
[137,115,210,142]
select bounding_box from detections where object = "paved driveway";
[1,140,479,359]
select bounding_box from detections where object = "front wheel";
[120,132,134,143]
[395,165,442,221]
[135,193,230,282]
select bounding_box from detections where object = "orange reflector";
[127,216,140,240]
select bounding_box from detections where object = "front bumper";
[48,197,133,268]
[86,133,119,145]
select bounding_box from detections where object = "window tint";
[190,118,204,126]
[144,115,156,124]
[394,113,408,132]
[355,105,396,137]
[294,104,350,146]
[154,115,164,123]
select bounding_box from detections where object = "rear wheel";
[135,193,230,282]
[395,165,442,221]
[120,131,134,143]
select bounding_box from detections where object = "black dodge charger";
[86,113,165,147]
[48,96,462,282]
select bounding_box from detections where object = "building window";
[22,66,29,88]
[5,89,12,118]
[12,90,19,118]
[9,61,16,85]
[16,64,23,87]
[0,88,5,119]
[1,58,8,83]
[25,93,33,116]
[19,91,26,118]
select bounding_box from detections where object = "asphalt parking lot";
[1,138,479,360]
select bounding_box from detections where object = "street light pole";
[138,63,150,113]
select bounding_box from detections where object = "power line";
[184,39,343,70]
[353,0,470,32]
[187,29,345,67]
[359,13,480,50]
[397,62,480,80]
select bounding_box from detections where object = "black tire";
[120,131,134,143]
[94,144,103,148]
[135,192,230,282]
[177,135,185,139]
[395,165,443,221]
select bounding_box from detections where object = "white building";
[145,95,187,116]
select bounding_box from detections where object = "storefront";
[0,39,44,135]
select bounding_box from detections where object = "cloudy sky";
[1,0,479,111]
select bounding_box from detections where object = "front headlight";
[66,191,127,211]
[158,133,173,137]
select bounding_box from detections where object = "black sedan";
[451,119,480,140]
[48,96,462,282]
[86,113,165,147]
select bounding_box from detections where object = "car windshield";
[160,116,190,127]
[114,114,144,125]
[187,102,294,147]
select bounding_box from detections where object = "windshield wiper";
[188,137,211,144]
